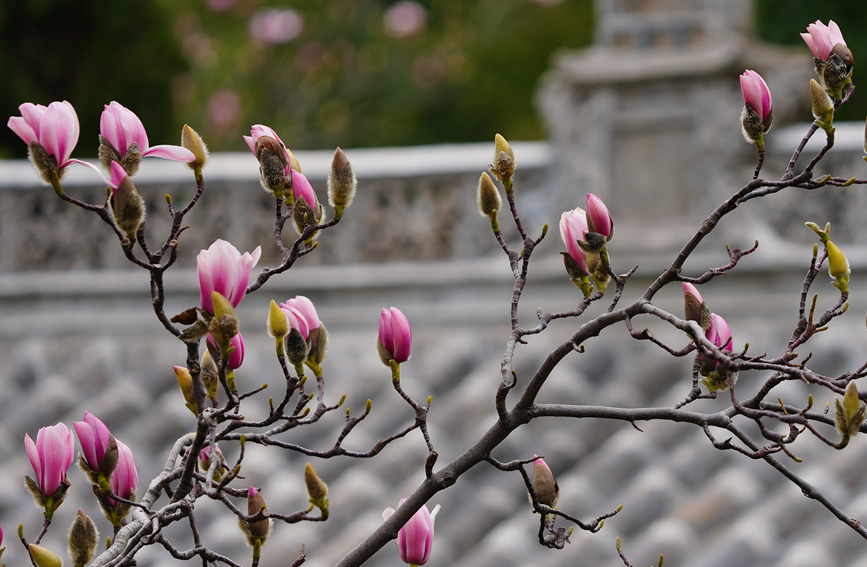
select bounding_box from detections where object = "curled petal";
[142,144,195,162]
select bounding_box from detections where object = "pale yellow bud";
[181,125,209,169]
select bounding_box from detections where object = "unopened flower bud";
[210,291,239,343]
[835,381,866,437]
[477,172,502,222]
[286,327,309,366]
[824,43,854,93]
[490,133,515,182]
[305,463,329,518]
[293,195,319,236]
[67,509,99,567]
[810,79,834,124]
[111,162,146,237]
[181,125,209,170]
[267,300,289,338]
[173,366,197,415]
[307,323,329,365]
[328,147,356,216]
[256,136,289,195]
[532,456,559,507]
[240,487,272,546]
[682,283,712,331]
[29,544,62,567]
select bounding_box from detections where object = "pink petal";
[49,101,80,166]
[828,20,846,48]
[73,420,99,469]
[290,169,317,206]
[67,159,114,186]
[24,433,42,487]
[801,32,819,59]
[280,305,310,340]
[740,71,763,116]
[389,307,412,363]
[284,296,319,330]
[243,135,256,154]
[110,161,128,190]
[142,144,196,162]
[378,308,394,354]
[586,193,612,238]
[7,116,37,145]
[19,103,47,133]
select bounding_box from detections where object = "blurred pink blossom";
[250,8,303,45]
[207,90,241,136]
[207,0,236,12]
[384,1,427,38]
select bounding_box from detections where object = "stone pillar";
[538,0,812,248]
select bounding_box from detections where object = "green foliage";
[0,0,186,158]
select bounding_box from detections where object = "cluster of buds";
[244,125,356,226]
[267,295,328,373]
[801,20,853,97]
[73,412,139,527]
[559,194,615,295]
[682,283,735,392]
[8,100,201,238]
[805,222,850,293]
[382,499,441,567]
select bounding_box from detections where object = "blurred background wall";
[4,1,867,567]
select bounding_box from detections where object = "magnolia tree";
[3,17,867,567]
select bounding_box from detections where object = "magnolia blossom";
[73,412,113,473]
[25,423,75,496]
[279,296,320,340]
[207,332,245,369]
[801,20,846,62]
[243,124,290,169]
[378,307,412,364]
[109,441,138,506]
[739,70,773,124]
[383,500,440,566]
[291,169,318,207]
[585,193,614,240]
[197,239,262,315]
[559,208,589,275]
[8,101,79,169]
[707,313,732,355]
[100,102,194,167]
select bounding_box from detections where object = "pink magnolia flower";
[24,423,75,496]
[382,499,441,566]
[8,101,79,169]
[378,307,412,363]
[559,208,589,275]
[207,332,245,369]
[739,70,773,123]
[706,313,732,355]
[585,193,614,240]
[73,411,113,473]
[801,20,846,62]
[197,239,262,315]
[243,124,290,169]
[100,102,195,166]
[291,169,318,207]
[280,296,320,339]
[109,440,138,506]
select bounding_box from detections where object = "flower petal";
[142,144,196,162]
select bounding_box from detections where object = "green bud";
[810,79,834,124]
[181,125,208,170]
[477,172,502,221]
[327,147,356,214]
[29,544,62,567]
[112,174,146,237]
[267,300,289,338]
[490,133,515,182]
[67,509,99,567]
